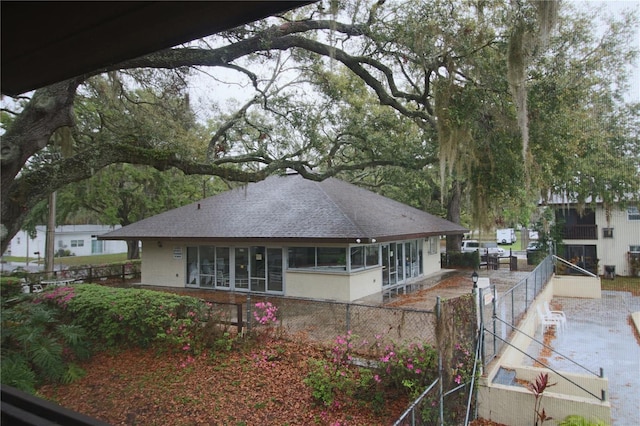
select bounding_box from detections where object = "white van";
[496,228,516,245]
[461,240,504,255]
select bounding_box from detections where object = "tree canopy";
[1,0,638,254]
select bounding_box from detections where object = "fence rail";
[27,262,141,285]
[478,255,555,366]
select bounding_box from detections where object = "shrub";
[558,415,608,426]
[0,276,24,298]
[441,252,480,269]
[1,299,90,392]
[377,341,439,397]
[60,285,217,352]
[304,332,441,413]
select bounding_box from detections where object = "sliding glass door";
[250,246,266,292]
[267,248,283,292]
[235,247,249,290]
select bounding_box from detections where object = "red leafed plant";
[527,372,556,425]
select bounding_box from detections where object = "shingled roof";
[100,174,467,243]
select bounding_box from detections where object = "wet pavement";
[384,265,640,425]
[526,291,640,425]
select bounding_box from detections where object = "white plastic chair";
[536,304,562,334]
[544,301,567,331]
[31,284,43,293]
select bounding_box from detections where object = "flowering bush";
[35,286,76,309]
[331,331,355,368]
[253,301,278,325]
[377,341,438,397]
[304,331,440,413]
[450,342,475,388]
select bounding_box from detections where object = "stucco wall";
[423,238,441,275]
[140,243,186,288]
[595,205,639,276]
[285,270,352,301]
[141,239,443,301]
[285,267,382,302]
[552,275,601,298]
[478,378,610,426]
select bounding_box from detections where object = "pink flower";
[454,374,462,384]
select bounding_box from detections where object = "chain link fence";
[478,255,554,366]
[246,294,439,352]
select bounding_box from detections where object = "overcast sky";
[578,0,640,102]
[189,0,639,119]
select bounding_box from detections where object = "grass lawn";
[601,275,640,296]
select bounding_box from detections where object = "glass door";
[186,246,199,286]
[199,246,215,287]
[382,244,391,288]
[234,247,249,290]
[215,247,230,288]
[250,246,266,292]
[267,248,283,293]
[395,243,404,283]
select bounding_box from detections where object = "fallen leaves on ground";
[38,339,409,425]
[386,274,472,308]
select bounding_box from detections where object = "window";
[317,247,346,269]
[428,237,438,255]
[350,245,380,271]
[70,240,84,247]
[630,245,640,253]
[603,228,613,238]
[365,245,379,267]
[288,247,346,271]
[628,206,640,221]
[92,240,104,254]
[350,246,365,270]
[288,247,316,269]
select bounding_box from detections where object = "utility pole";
[45,191,56,275]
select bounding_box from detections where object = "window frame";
[288,247,347,272]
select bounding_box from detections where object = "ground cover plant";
[4,284,463,424]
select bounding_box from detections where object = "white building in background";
[7,225,127,258]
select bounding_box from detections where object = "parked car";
[526,241,544,265]
[526,241,541,252]
[461,240,505,256]
[480,242,505,256]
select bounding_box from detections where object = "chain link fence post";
[246,294,252,335]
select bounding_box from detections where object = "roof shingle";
[100,175,467,242]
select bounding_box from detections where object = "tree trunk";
[45,192,56,275]
[1,80,80,254]
[127,240,140,260]
[446,180,463,252]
